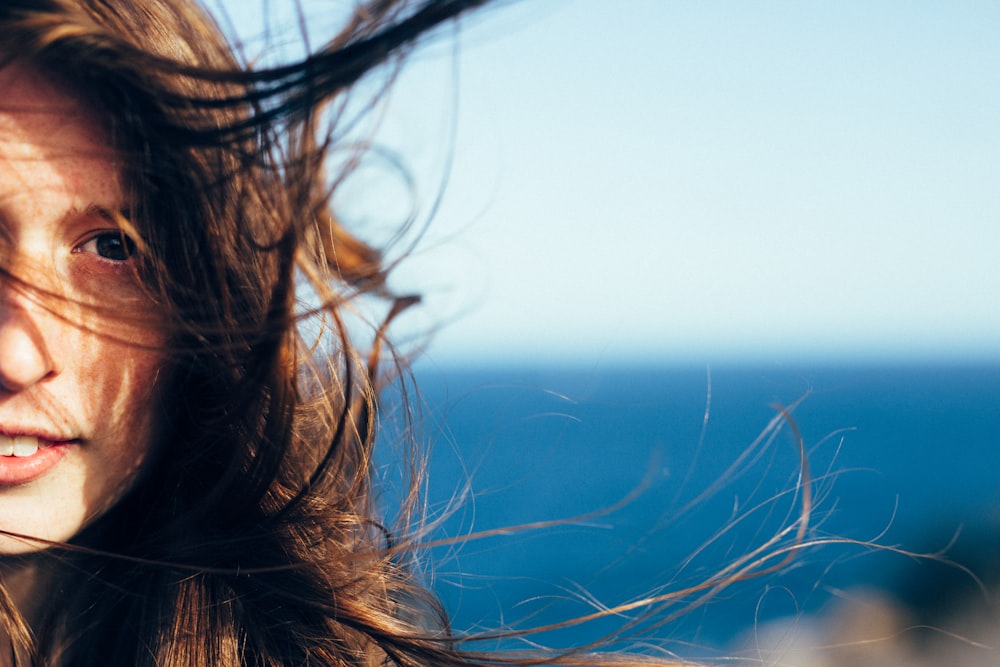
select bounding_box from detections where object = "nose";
[0,292,57,393]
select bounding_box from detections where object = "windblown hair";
[0,1,803,666]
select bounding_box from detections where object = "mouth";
[0,434,74,485]
[0,435,51,458]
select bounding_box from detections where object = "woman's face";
[0,63,165,554]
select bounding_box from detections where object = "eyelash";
[76,231,137,263]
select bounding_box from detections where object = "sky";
[220,1,1000,364]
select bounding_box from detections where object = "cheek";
[76,323,165,420]
[76,333,168,519]
[106,347,165,430]
[0,329,169,554]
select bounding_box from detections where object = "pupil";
[97,233,135,261]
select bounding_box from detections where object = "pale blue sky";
[222,2,1000,363]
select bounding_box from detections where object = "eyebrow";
[77,203,132,223]
[0,201,135,249]
[59,203,134,230]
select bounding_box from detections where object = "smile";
[0,435,48,457]
[0,435,71,486]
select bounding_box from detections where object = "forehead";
[0,61,121,205]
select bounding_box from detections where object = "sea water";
[392,362,1000,654]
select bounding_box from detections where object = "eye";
[79,231,136,261]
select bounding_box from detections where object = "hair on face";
[0,2,816,666]
[0,1,471,665]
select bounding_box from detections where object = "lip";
[0,426,75,442]
[0,440,73,486]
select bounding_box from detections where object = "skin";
[0,61,165,556]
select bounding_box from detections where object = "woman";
[0,1,793,665]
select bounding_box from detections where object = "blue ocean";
[398,362,1000,654]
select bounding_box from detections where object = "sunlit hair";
[0,1,819,666]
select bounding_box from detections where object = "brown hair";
[0,1,805,665]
